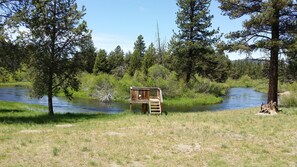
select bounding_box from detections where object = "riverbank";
[0,82,30,87]
[0,101,296,166]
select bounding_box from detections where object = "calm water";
[0,87,267,113]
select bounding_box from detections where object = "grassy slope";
[0,101,296,167]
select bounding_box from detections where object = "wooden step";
[149,99,161,114]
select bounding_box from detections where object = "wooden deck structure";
[130,87,163,114]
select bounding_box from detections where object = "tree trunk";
[267,8,279,104]
[48,71,54,116]
[185,49,193,83]
[48,93,54,116]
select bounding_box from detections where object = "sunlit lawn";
[0,101,296,167]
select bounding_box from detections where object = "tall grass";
[164,94,223,106]
[279,92,297,107]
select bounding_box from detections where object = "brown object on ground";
[129,87,163,114]
[259,101,278,115]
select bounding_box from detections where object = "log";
[259,101,278,115]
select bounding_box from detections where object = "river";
[0,87,267,113]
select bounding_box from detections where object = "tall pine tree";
[128,35,146,76]
[172,0,219,83]
[218,0,297,104]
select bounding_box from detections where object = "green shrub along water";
[74,65,225,105]
[3,64,297,107]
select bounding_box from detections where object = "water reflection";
[0,87,267,113]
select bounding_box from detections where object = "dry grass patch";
[0,104,297,166]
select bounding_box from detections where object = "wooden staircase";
[149,99,162,114]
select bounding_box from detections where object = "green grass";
[0,100,297,166]
[164,94,223,106]
[225,77,268,93]
[0,82,30,87]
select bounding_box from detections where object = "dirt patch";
[20,129,53,134]
[256,112,277,116]
[55,124,73,128]
[103,131,126,137]
[176,143,201,153]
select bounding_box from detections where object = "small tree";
[22,0,90,115]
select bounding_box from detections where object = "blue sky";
[76,0,259,60]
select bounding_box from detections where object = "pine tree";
[128,35,146,76]
[93,49,108,74]
[142,43,156,76]
[133,35,146,57]
[22,0,90,115]
[218,0,297,104]
[78,34,96,73]
[108,45,124,71]
[172,0,219,83]
[127,49,142,76]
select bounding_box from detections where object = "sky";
[76,0,263,60]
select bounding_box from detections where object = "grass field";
[0,101,296,167]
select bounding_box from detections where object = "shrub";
[79,73,118,102]
[279,92,297,107]
[91,74,117,102]
[146,65,183,98]
[116,73,143,101]
[190,75,225,96]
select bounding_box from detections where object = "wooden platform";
[130,87,163,114]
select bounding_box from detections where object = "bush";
[279,92,297,107]
[190,75,225,96]
[79,73,117,102]
[146,65,184,98]
[116,73,143,101]
[91,74,117,102]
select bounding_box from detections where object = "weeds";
[279,92,297,107]
[52,147,60,156]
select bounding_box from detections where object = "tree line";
[1,0,297,115]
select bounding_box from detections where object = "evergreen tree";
[134,35,146,57]
[22,0,90,115]
[287,53,297,82]
[197,52,230,83]
[0,0,26,27]
[142,43,156,77]
[128,35,146,76]
[218,0,297,104]
[128,49,142,76]
[0,0,28,73]
[172,0,219,83]
[108,45,124,71]
[93,49,108,74]
[107,45,125,78]
[78,34,96,73]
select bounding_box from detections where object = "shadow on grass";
[0,108,121,124]
[0,109,25,113]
